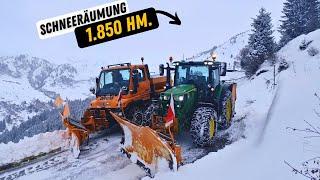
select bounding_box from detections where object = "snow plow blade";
[54,96,89,158]
[109,111,182,175]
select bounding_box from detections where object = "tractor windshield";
[97,69,130,96]
[175,65,210,86]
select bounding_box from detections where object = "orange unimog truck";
[56,62,167,157]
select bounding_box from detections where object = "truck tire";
[125,104,145,126]
[190,106,217,147]
[220,90,233,130]
[143,103,159,126]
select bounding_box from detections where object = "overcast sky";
[0,0,285,65]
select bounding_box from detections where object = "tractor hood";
[162,84,196,96]
[160,84,197,133]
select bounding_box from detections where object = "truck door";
[133,67,151,100]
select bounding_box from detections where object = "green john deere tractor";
[147,60,237,147]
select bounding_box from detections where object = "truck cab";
[80,63,166,133]
[90,63,166,110]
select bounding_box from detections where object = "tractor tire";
[220,90,233,130]
[143,103,159,126]
[125,104,146,126]
[190,106,218,147]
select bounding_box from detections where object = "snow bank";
[0,130,68,166]
[184,31,249,70]
[149,30,320,180]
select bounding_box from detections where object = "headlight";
[174,95,184,101]
[163,95,169,100]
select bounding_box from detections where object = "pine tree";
[248,8,275,61]
[279,0,302,46]
[0,120,6,132]
[279,0,320,47]
[304,0,320,34]
[240,8,276,76]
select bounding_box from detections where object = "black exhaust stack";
[165,63,171,90]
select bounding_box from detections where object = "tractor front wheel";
[190,107,218,147]
[220,90,233,130]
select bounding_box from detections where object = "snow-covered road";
[0,133,146,180]
[1,113,248,180]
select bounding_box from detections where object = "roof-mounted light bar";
[104,63,131,69]
[172,61,180,66]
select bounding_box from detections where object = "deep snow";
[0,130,68,167]
[148,30,320,180]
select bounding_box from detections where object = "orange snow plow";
[54,96,89,157]
[110,111,182,175]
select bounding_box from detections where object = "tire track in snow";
[256,81,281,145]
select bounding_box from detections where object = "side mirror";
[90,87,95,94]
[121,86,129,95]
[220,62,227,76]
[95,77,99,87]
[159,64,164,76]
[132,70,139,93]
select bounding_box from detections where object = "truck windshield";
[174,65,210,86]
[97,69,130,96]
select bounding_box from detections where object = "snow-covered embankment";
[151,30,320,180]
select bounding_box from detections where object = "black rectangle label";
[75,8,159,48]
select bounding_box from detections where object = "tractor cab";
[159,60,227,110]
[172,61,226,102]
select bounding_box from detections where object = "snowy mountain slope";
[0,100,52,132]
[143,31,249,73]
[0,55,93,103]
[0,98,93,145]
[0,55,96,133]
[150,30,320,180]
[185,31,250,69]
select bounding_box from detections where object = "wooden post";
[273,64,276,88]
